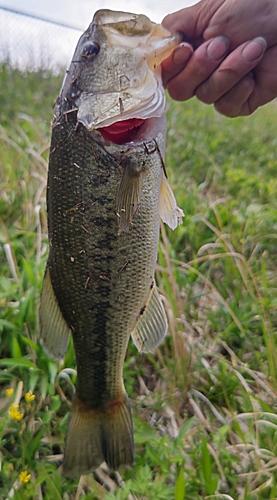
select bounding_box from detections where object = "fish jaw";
[94,9,182,75]
[56,10,181,134]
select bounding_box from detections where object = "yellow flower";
[9,403,24,422]
[5,388,14,397]
[25,391,35,404]
[19,471,31,484]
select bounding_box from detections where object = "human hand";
[162,0,277,116]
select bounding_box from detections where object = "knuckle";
[167,81,192,101]
[195,84,214,104]
[214,100,240,117]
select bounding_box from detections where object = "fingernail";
[172,43,193,65]
[242,37,267,62]
[207,36,229,61]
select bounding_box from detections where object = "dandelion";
[25,391,35,404]
[19,471,31,484]
[9,403,24,421]
[5,388,14,397]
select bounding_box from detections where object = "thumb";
[163,7,199,38]
[162,43,193,87]
[162,1,224,45]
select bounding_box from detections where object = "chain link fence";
[0,6,82,72]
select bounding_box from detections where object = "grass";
[1,61,277,499]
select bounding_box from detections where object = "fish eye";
[80,41,100,60]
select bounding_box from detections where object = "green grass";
[1,62,277,499]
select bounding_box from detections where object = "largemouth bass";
[39,9,183,477]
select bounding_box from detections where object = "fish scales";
[39,9,183,477]
[47,113,162,404]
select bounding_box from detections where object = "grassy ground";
[1,63,277,499]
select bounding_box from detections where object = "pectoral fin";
[159,172,184,230]
[131,281,168,353]
[39,266,70,360]
[116,159,146,231]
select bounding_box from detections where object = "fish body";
[39,10,183,477]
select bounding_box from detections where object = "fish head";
[58,9,181,145]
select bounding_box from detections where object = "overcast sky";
[1,0,198,27]
[0,0,198,70]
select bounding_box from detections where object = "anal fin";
[159,172,184,230]
[39,266,70,360]
[131,281,168,353]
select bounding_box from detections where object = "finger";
[196,37,267,104]
[162,7,201,39]
[203,0,277,49]
[162,1,222,42]
[214,74,255,117]
[166,36,230,101]
[214,44,277,117]
[162,43,193,87]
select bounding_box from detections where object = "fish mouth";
[70,11,182,146]
[73,13,181,145]
[58,10,182,147]
[94,77,166,145]
[79,74,166,146]
[97,114,166,147]
[100,118,145,145]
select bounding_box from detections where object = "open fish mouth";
[67,10,182,146]
[57,10,181,146]
[77,54,168,146]
[95,79,166,145]
[97,88,166,145]
[100,118,145,144]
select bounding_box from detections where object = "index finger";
[166,36,230,101]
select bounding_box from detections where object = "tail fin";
[62,393,134,477]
